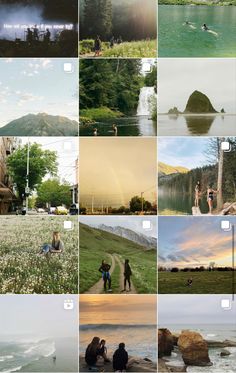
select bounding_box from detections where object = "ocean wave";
[3,366,22,373]
[0,355,14,362]
[80,324,155,331]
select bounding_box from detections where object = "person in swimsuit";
[207,184,218,214]
[194,181,201,208]
[202,23,209,31]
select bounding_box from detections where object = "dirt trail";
[84,253,115,294]
[114,254,137,294]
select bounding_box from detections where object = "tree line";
[159,138,236,208]
[159,266,234,272]
[80,59,143,115]
[80,0,156,41]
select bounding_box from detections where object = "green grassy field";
[79,223,157,293]
[80,40,157,58]
[158,271,232,294]
[0,216,78,294]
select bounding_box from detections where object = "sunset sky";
[80,295,157,325]
[80,138,157,208]
[159,217,235,268]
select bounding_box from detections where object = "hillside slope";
[79,223,157,293]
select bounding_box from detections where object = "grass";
[80,107,123,123]
[80,39,157,58]
[159,0,236,5]
[158,271,232,294]
[0,216,78,294]
[79,223,157,294]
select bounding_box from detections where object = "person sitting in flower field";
[39,231,64,256]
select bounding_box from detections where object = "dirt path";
[84,253,115,294]
[114,254,137,294]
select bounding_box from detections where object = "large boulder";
[178,330,212,366]
[184,90,218,113]
[158,328,174,357]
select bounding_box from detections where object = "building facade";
[0,137,16,214]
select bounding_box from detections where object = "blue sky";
[158,137,211,169]
[0,58,78,127]
[158,216,235,267]
[20,137,78,184]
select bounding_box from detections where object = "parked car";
[55,206,68,215]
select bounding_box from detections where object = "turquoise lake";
[159,5,236,57]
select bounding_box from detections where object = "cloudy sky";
[80,216,157,238]
[80,138,157,207]
[20,137,78,184]
[158,58,236,113]
[159,216,235,268]
[159,295,236,325]
[0,295,77,338]
[80,295,156,325]
[0,58,78,127]
[158,137,211,170]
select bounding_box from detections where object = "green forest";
[80,0,156,40]
[80,59,157,122]
[159,138,236,209]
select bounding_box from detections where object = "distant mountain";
[159,162,189,176]
[184,90,218,114]
[0,113,78,136]
[98,224,157,249]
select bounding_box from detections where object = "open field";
[158,271,232,294]
[80,40,157,58]
[0,216,78,294]
[79,223,157,294]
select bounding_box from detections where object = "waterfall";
[137,87,155,116]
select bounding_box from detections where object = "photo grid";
[0,0,235,372]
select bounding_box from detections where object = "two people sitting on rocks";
[85,337,129,372]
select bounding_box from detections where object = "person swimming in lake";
[207,184,218,214]
[202,23,210,31]
[112,124,118,136]
[39,231,64,255]
[194,181,201,208]
[99,260,112,292]
[94,35,102,57]
[122,259,132,292]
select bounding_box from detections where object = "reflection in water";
[184,115,216,135]
[158,190,209,215]
[79,116,157,136]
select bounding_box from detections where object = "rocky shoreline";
[79,353,157,372]
[158,328,236,372]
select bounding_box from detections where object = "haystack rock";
[158,328,174,357]
[178,330,212,366]
[184,90,218,114]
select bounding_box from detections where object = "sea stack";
[184,90,218,114]
[178,330,213,367]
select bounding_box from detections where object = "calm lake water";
[79,116,157,136]
[158,191,210,215]
[158,114,236,136]
[159,5,236,57]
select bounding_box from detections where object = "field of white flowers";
[0,216,78,294]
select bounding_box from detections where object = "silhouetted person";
[44,28,51,43]
[113,343,128,372]
[94,35,102,56]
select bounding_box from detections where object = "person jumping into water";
[99,260,112,292]
[207,184,218,214]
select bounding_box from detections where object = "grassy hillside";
[79,223,157,293]
[159,271,232,294]
[158,161,189,175]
